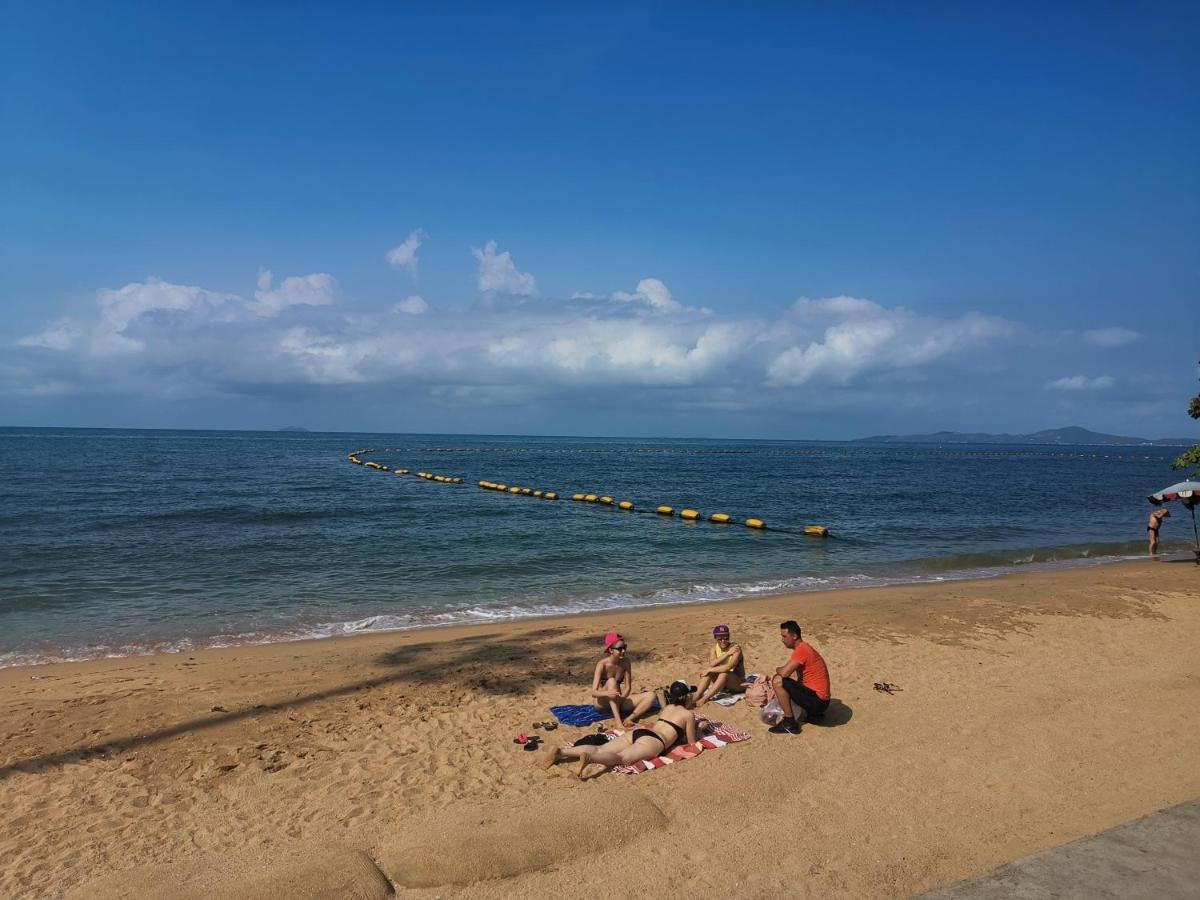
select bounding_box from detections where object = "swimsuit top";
[713,642,746,678]
[654,716,688,748]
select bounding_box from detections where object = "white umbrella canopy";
[1148,480,1200,562]
[1147,480,1200,505]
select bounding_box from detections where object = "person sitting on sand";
[695,624,746,706]
[1148,507,1170,555]
[768,620,830,735]
[591,632,657,728]
[544,681,702,778]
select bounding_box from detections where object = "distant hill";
[278,426,310,433]
[854,426,1195,447]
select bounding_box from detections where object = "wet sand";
[2,559,1198,898]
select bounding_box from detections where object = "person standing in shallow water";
[768,620,830,735]
[1148,507,1170,555]
[590,632,656,728]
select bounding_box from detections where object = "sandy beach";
[2,558,1198,899]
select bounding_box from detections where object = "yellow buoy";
[544,492,558,500]
[478,481,490,488]
[681,509,700,520]
[745,518,766,529]
[656,506,674,515]
[618,501,634,510]
[600,496,613,505]
[804,525,829,537]
[572,493,585,501]
[496,484,507,491]
[509,486,521,494]
[585,494,598,502]
[709,513,731,524]
[521,487,533,495]
[533,490,543,497]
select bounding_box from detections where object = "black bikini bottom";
[631,728,666,751]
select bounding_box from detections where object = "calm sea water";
[0,427,1186,667]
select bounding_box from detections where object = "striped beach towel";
[567,716,751,775]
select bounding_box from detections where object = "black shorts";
[782,679,830,721]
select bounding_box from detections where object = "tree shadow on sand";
[0,627,617,780]
[372,626,604,695]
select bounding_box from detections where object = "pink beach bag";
[744,674,771,709]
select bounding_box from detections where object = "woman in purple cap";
[695,624,746,706]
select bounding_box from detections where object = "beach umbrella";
[1147,480,1200,563]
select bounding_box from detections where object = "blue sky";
[2,2,1197,439]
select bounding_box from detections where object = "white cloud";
[15,273,334,361]
[1045,375,1115,391]
[1083,326,1142,347]
[87,278,241,353]
[766,296,1015,386]
[612,278,681,311]
[471,241,536,295]
[249,272,336,317]
[12,275,1030,416]
[394,295,428,315]
[385,229,426,274]
[18,317,83,351]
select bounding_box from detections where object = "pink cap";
[604,631,624,649]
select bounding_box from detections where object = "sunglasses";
[612,644,628,651]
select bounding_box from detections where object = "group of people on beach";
[542,620,831,778]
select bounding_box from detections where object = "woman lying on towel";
[542,681,702,779]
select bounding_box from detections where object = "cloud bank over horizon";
[3,241,1183,438]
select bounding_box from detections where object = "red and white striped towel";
[566,716,751,775]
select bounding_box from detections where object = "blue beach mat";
[550,701,659,727]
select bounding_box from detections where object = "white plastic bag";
[759,696,784,725]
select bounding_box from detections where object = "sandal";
[523,738,542,752]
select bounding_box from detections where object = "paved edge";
[921,798,1200,899]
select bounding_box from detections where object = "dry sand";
[2,559,1198,899]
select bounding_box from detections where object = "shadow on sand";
[811,698,853,727]
[0,627,604,780]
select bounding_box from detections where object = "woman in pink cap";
[590,631,656,728]
[695,624,746,706]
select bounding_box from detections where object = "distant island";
[854,426,1195,447]
[278,426,310,433]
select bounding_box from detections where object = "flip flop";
[543,722,558,730]
[523,738,542,752]
[513,733,531,744]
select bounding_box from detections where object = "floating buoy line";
[347,449,830,538]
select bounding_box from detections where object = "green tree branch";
[1174,363,1200,474]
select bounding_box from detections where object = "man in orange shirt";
[769,620,830,735]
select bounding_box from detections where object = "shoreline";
[3,559,1197,899]
[0,548,1169,671]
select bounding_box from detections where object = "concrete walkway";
[923,799,1200,899]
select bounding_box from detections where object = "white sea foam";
[0,550,1150,669]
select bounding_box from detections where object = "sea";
[0,427,1188,668]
